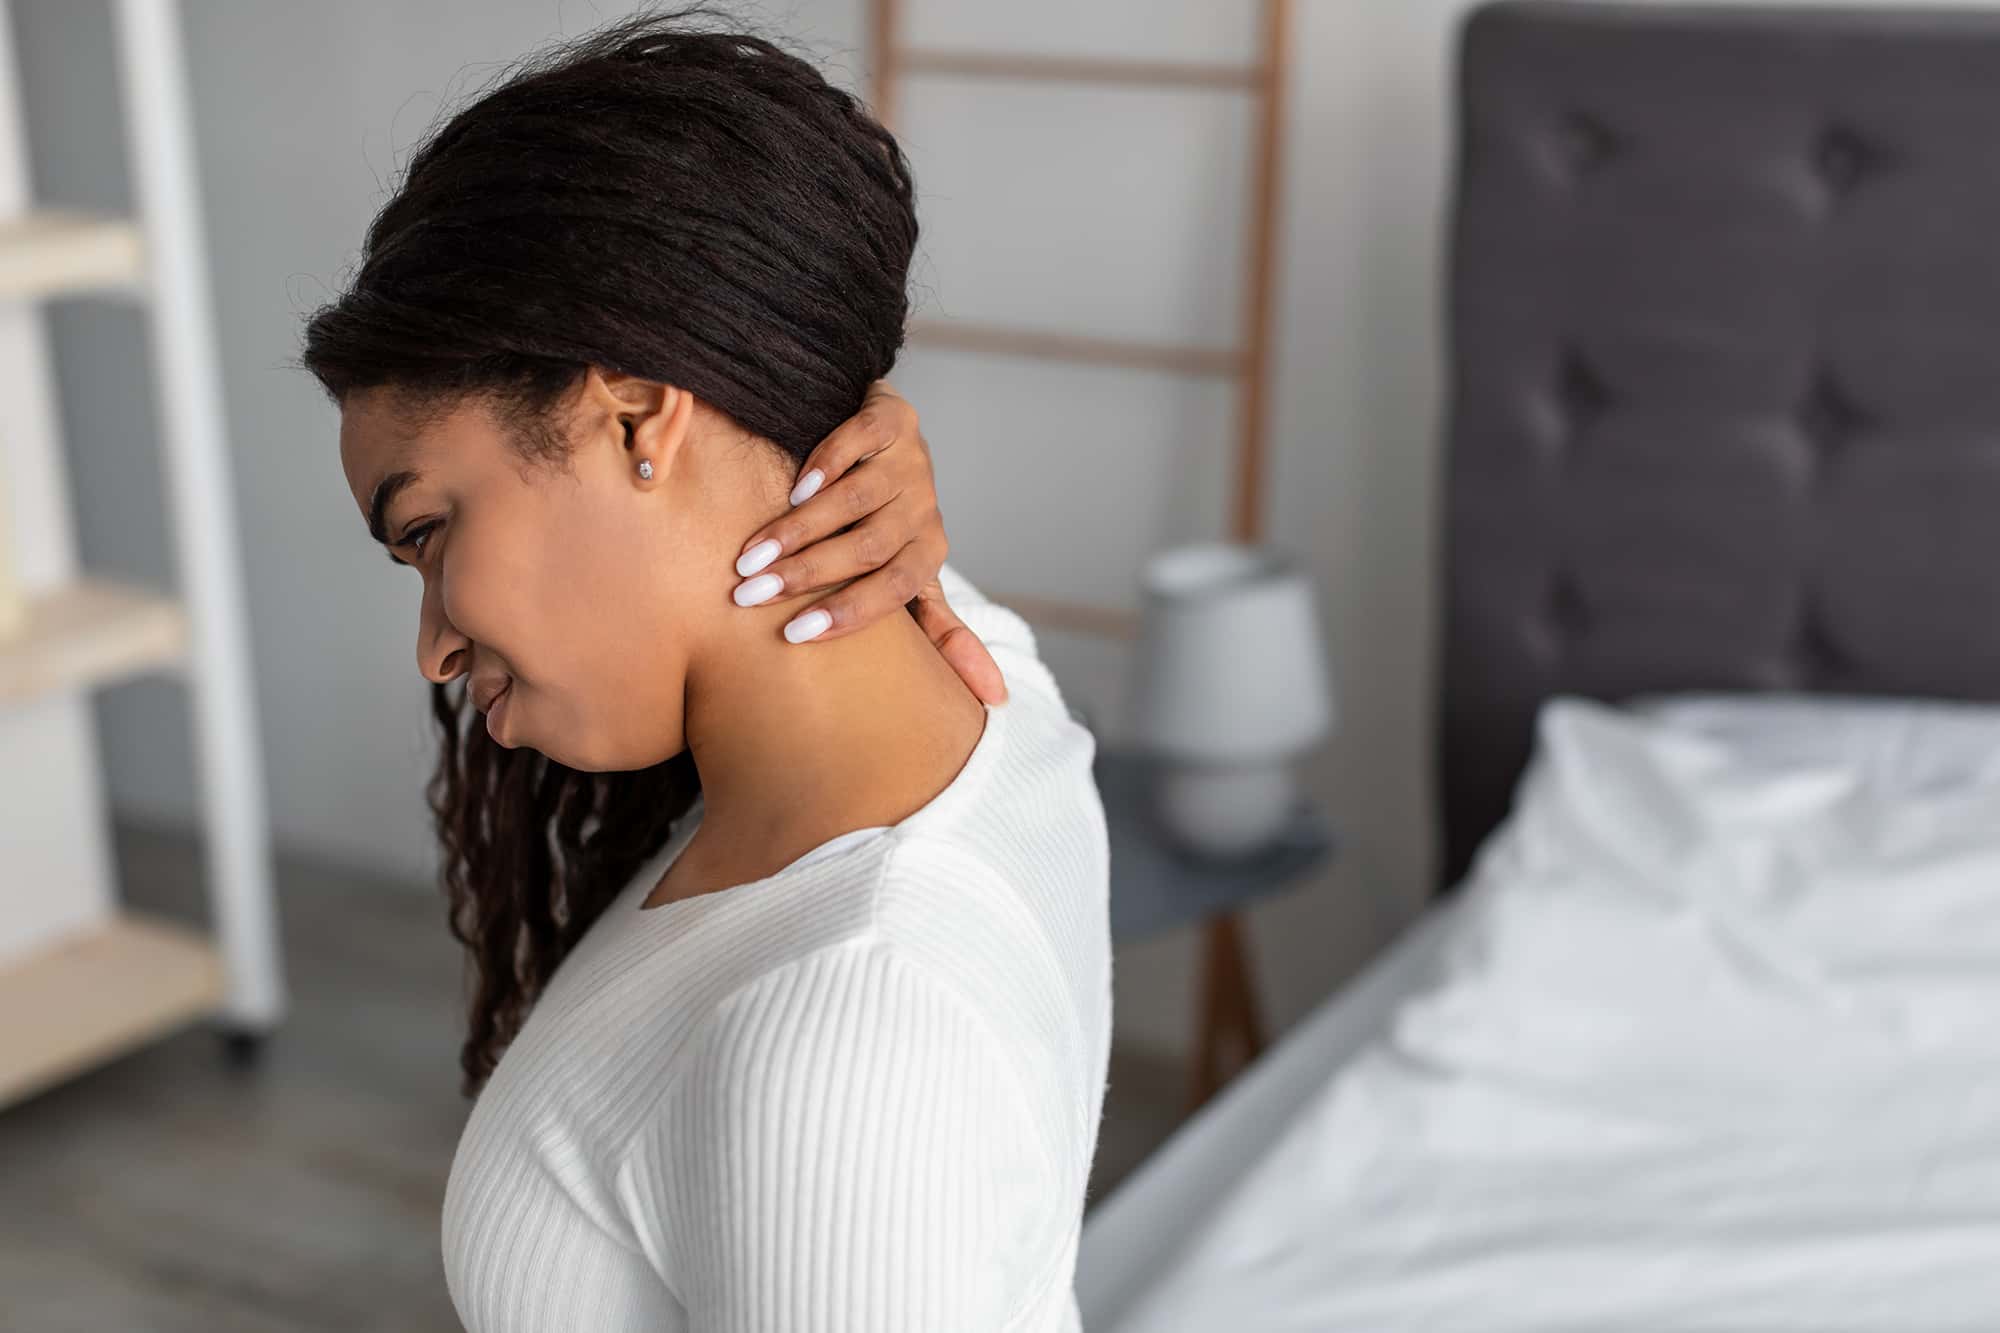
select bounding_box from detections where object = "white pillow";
[1633,691,2000,796]
[1392,694,2000,1128]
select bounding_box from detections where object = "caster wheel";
[219,1027,268,1070]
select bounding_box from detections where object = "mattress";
[1076,902,1457,1328]
[1078,694,2000,1332]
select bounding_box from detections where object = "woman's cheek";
[441,536,526,662]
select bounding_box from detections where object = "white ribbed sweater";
[440,564,1113,1332]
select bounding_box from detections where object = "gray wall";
[13,0,1441,1061]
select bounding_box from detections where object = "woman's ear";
[581,366,692,482]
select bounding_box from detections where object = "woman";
[303,8,1110,1332]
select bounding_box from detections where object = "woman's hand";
[730,381,1009,706]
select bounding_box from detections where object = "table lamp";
[1130,541,1335,860]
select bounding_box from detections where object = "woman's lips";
[485,680,513,742]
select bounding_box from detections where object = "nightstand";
[1092,741,1338,1114]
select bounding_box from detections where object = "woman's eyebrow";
[368,469,424,549]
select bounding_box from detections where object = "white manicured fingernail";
[734,572,783,607]
[783,609,831,643]
[736,538,781,576]
[789,469,824,506]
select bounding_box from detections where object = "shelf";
[0,910,226,1109]
[0,575,188,707]
[0,210,146,302]
[0,0,287,1113]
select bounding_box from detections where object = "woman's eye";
[404,522,439,560]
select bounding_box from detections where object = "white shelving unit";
[0,0,283,1110]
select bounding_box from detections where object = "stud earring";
[637,460,653,480]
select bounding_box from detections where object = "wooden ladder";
[868,0,1295,1111]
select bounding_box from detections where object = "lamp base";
[1152,762,1295,861]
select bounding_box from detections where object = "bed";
[1075,3,2000,1328]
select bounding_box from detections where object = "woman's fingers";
[757,532,931,646]
[735,381,920,570]
[724,378,1005,706]
[754,546,1008,706]
[737,459,908,582]
[731,378,946,631]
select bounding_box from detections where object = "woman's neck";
[668,590,988,895]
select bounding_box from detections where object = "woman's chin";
[490,699,681,772]
[573,732,685,775]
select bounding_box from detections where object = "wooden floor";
[0,821,1190,1331]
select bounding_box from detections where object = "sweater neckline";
[626,696,1009,920]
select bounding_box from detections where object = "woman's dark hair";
[299,4,917,1098]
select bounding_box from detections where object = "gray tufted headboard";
[1438,0,2000,891]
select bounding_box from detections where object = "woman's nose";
[418,596,470,685]
[421,638,468,686]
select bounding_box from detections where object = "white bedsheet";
[1096,696,2000,1332]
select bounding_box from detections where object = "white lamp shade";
[1132,541,1335,764]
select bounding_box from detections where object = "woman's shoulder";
[622,931,1063,1195]
[688,930,1015,1050]
[873,720,1111,1006]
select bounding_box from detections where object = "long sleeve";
[616,937,1060,1332]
